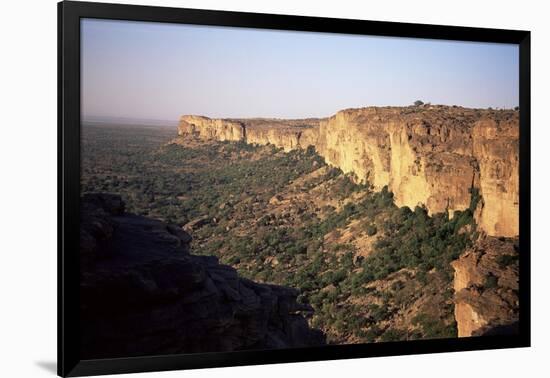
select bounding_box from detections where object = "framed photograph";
[58,1,531,376]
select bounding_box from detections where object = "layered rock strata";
[80,193,325,359]
[178,106,519,237]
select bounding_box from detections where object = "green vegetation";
[379,328,407,342]
[497,254,519,269]
[412,313,457,338]
[484,274,499,289]
[348,200,474,285]
[82,124,324,225]
[81,124,478,345]
[365,224,377,236]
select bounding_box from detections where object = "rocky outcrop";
[472,119,520,237]
[178,116,321,152]
[315,107,480,220]
[80,193,325,359]
[178,106,518,237]
[178,115,245,141]
[451,236,519,337]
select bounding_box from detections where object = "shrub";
[364,326,383,342]
[469,187,481,212]
[415,270,427,285]
[380,328,407,342]
[368,303,389,323]
[484,274,498,289]
[497,254,519,268]
[413,313,457,338]
[330,269,347,285]
[226,256,241,265]
[365,224,377,236]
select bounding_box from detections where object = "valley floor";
[81,124,519,345]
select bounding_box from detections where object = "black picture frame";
[58,1,531,376]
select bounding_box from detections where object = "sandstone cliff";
[80,193,325,359]
[451,236,519,337]
[178,106,519,237]
[473,119,520,237]
[178,115,245,141]
[178,115,321,152]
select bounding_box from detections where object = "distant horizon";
[82,19,519,122]
[83,115,179,125]
[83,102,519,125]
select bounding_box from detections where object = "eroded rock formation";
[178,115,245,141]
[472,119,520,237]
[178,106,519,237]
[80,193,325,359]
[451,236,519,337]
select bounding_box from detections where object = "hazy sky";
[81,18,519,121]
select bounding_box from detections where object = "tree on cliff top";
[414,100,424,106]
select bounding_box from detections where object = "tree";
[414,100,424,106]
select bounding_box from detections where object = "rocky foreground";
[452,236,519,337]
[80,193,325,359]
[178,105,519,238]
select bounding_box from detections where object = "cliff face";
[178,116,321,152]
[178,115,245,141]
[451,236,519,337]
[80,193,324,359]
[316,108,478,219]
[473,119,520,237]
[177,106,519,237]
